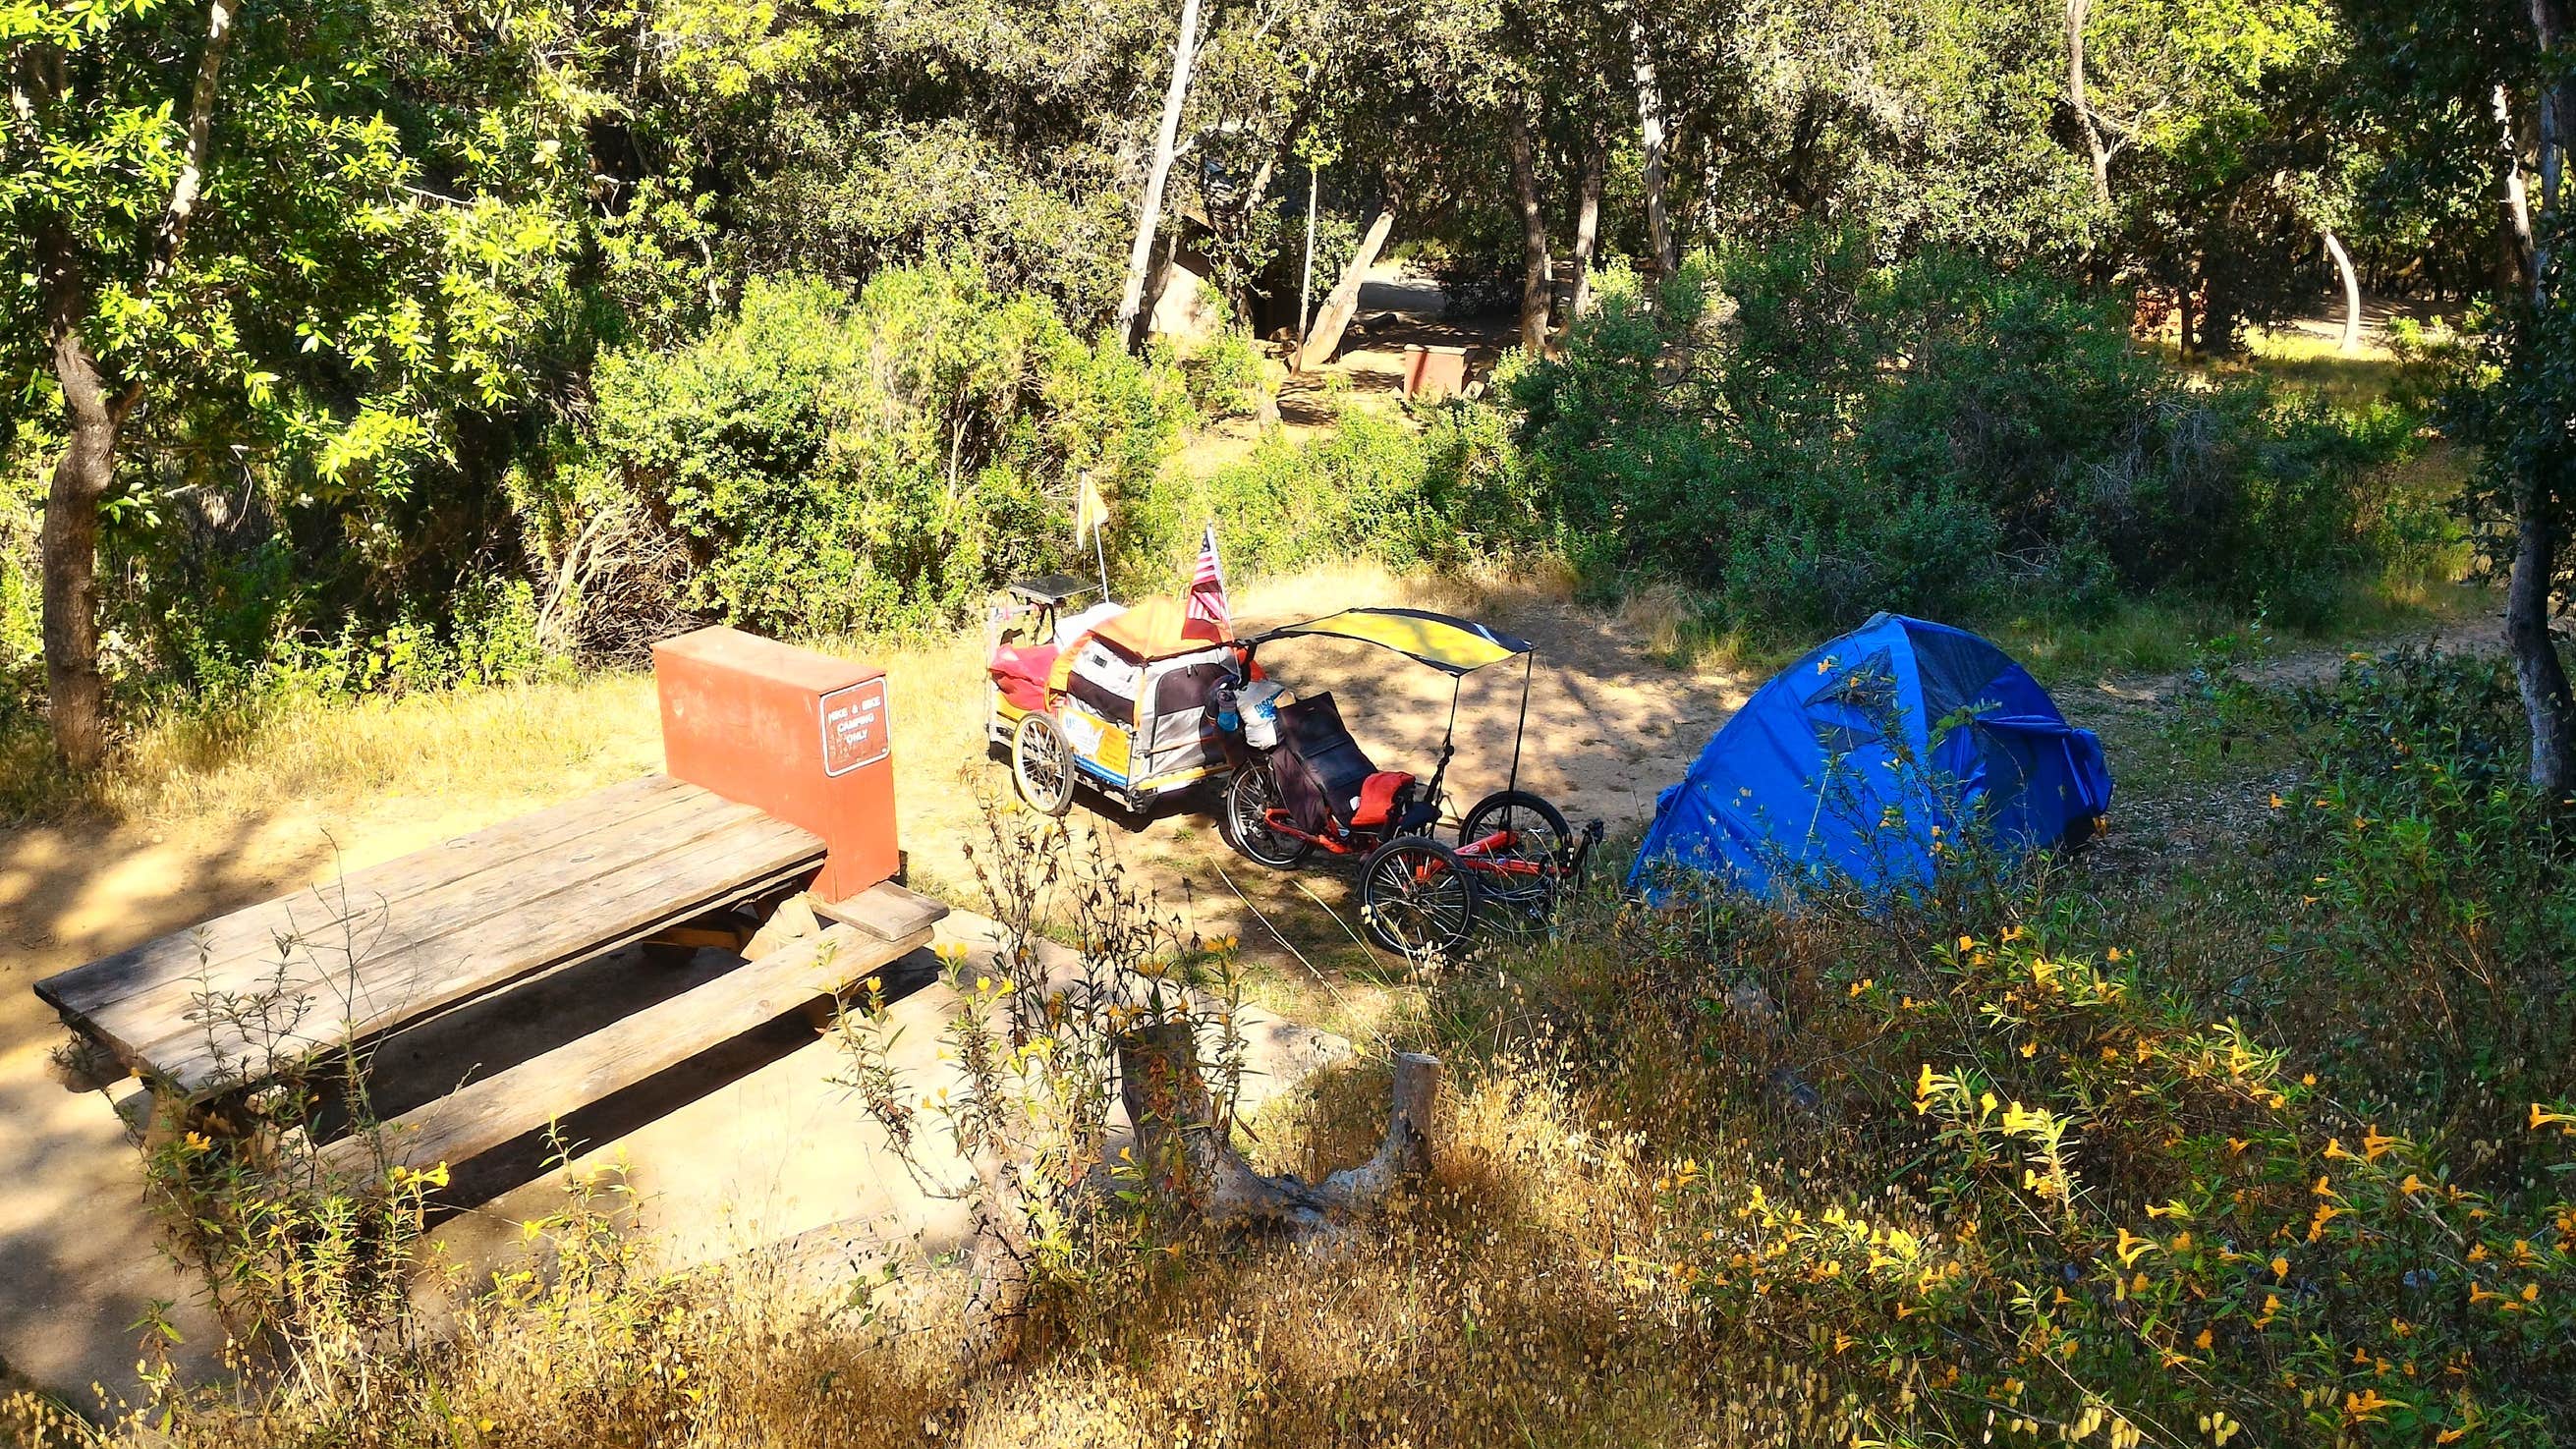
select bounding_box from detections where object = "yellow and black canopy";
[1251,607,1534,675]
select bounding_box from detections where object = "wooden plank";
[61,789,780,1064]
[43,778,715,1031]
[315,921,933,1180]
[37,775,694,1019]
[127,814,822,1093]
[811,882,949,943]
[133,815,826,1097]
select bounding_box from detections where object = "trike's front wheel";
[1223,764,1311,868]
[1360,836,1480,960]
[1011,712,1078,816]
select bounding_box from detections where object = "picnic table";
[34,771,945,1180]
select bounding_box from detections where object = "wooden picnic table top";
[34,775,826,1100]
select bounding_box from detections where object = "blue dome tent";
[1628,613,2112,903]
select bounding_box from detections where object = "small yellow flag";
[1074,472,1109,545]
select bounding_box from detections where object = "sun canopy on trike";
[1246,605,1542,807]
[1245,607,1532,675]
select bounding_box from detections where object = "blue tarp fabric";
[1627,613,2112,902]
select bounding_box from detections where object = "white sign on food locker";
[819,677,890,776]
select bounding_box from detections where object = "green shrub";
[583,263,1194,637]
[1511,231,2417,634]
[1134,403,1539,585]
[2263,648,2576,1149]
[1169,295,1270,421]
[0,449,40,714]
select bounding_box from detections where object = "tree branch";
[148,0,241,290]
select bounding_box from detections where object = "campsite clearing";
[0,563,2500,1403]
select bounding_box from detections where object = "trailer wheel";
[1011,713,1077,816]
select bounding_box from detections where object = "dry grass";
[7,1053,1852,1449]
[1610,582,1778,674]
[0,633,999,831]
[0,673,649,825]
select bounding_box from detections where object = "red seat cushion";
[1349,770,1416,828]
[989,642,1059,711]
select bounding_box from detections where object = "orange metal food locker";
[652,626,900,901]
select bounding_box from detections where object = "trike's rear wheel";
[1011,712,1077,816]
[1457,789,1575,929]
[1360,836,1480,960]
[1223,763,1312,868]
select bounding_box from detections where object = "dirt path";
[2061,601,2503,877]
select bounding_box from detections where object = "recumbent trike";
[1215,607,1601,958]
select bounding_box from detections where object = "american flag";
[1185,523,1230,631]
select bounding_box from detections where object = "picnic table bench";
[34,770,945,1180]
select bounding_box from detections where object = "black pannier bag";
[1273,694,1378,829]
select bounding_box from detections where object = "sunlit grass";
[2227,326,2405,411]
[0,671,665,825]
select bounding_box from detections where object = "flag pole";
[1077,468,1111,597]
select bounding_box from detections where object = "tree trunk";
[38,231,125,774]
[1567,139,1605,328]
[2200,254,2244,358]
[154,0,239,286]
[1297,195,1395,370]
[1626,7,1676,281]
[1227,84,1318,324]
[2065,0,2113,207]
[1506,115,1552,357]
[1139,231,1181,339]
[1118,1021,1439,1231]
[2324,230,2362,354]
[2496,82,2539,291]
[29,0,237,771]
[1113,0,1206,351]
[2513,0,2576,792]
[2536,0,2573,301]
[2507,472,2576,793]
[1297,165,1319,353]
